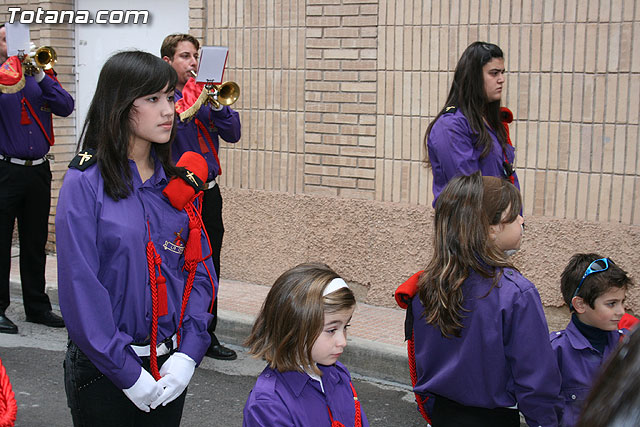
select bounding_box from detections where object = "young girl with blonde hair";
[243,262,368,427]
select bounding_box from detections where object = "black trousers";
[0,160,52,316]
[431,395,520,427]
[64,341,187,427]
[201,184,223,341]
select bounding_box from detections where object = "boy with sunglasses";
[550,253,634,427]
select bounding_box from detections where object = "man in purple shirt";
[161,33,241,360]
[0,24,74,334]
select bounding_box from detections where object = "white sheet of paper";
[5,22,31,57]
[196,46,229,84]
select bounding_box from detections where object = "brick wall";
[192,0,640,226]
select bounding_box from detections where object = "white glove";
[28,42,37,59]
[211,94,224,111]
[122,367,162,412]
[150,352,196,409]
[34,67,45,83]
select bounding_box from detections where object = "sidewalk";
[9,249,411,386]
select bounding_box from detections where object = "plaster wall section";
[220,187,640,312]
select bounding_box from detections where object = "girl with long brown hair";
[412,173,561,426]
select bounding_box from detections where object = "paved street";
[0,301,427,427]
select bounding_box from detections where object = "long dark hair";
[418,173,521,337]
[79,50,179,200]
[577,326,640,426]
[424,42,507,165]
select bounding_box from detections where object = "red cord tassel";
[0,357,18,427]
[20,99,31,125]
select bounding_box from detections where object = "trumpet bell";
[217,81,240,106]
[35,46,57,70]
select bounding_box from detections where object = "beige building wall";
[3,1,638,311]
[195,0,640,310]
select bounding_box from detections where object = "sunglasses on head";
[571,258,610,303]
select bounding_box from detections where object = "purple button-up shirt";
[171,89,241,182]
[427,109,519,206]
[550,320,623,427]
[56,157,216,389]
[243,362,369,427]
[0,74,74,159]
[412,268,562,427]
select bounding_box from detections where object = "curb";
[10,280,412,386]
[215,308,411,386]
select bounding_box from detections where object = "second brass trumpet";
[190,70,240,109]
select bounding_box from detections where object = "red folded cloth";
[0,56,25,93]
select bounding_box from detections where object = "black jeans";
[64,341,187,427]
[431,395,520,427]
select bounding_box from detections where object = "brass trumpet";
[190,70,240,109]
[21,46,57,75]
[34,46,57,70]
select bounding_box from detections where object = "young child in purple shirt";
[411,173,562,427]
[243,263,368,427]
[550,253,634,427]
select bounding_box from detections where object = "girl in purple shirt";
[243,263,368,427]
[424,42,519,205]
[56,51,216,426]
[412,173,561,426]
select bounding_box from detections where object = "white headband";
[323,277,349,296]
